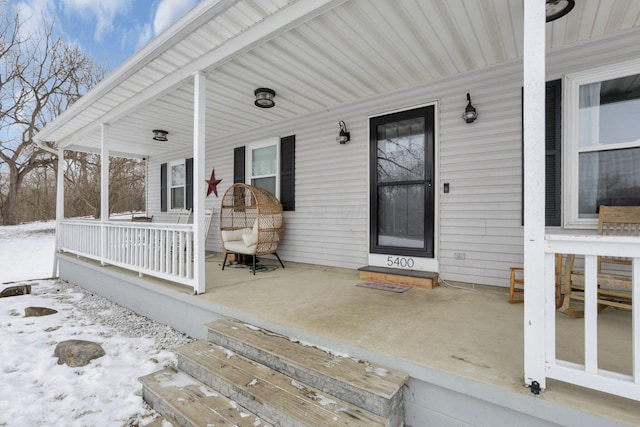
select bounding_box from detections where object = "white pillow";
[242,232,258,247]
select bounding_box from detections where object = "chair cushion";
[221,228,251,242]
[224,240,257,255]
[242,232,258,247]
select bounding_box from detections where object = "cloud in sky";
[12,0,56,42]
[59,0,132,42]
[153,0,198,35]
[7,0,200,71]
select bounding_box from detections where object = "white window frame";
[169,159,186,210]
[246,138,280,198]
[563,58,640,229]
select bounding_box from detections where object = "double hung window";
[170,160,186,210]
[249,140,279,197]
[565,61,640,226]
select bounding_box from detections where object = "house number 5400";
[386,256,415,268]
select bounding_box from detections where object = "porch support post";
[193,71,206,294]
[53,147,65,277]
[100,123,110,266]
[523,0,547,391]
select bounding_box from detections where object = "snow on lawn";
[0,222,192,426]
[0,220,56,282]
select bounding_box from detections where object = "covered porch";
[57,251,637,425]
[37,0,640,419]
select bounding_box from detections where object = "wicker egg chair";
[219,183,285,274]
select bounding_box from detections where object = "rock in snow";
[54,339,106,367]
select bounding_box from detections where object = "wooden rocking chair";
[560,205,638,317]
[219,183,285,274]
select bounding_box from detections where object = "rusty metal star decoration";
[205,168,222,197]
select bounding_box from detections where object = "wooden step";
[206,318,407,426]
[357,265,438,289]
[176,340,388,427]
[139,367,273,427]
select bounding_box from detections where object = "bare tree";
[62,152,146,219]
[0,6,106,224]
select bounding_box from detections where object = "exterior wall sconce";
[254,88,276,108]
[336,120,350,144]
[152,129,169,141]
[462,93,478,123]
[546,0,575,22]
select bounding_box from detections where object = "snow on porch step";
[139,367,273,427]
[206,318,408,426]
[176,340,389,427]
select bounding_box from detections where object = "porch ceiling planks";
[36,0,640,159]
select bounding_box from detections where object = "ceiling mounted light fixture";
[254,88,276,108]
[546,0,575,22]
[152,129,169,141]
[462,93,478,124]
[336,121,350,144]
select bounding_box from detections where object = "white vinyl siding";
[144,29,640,287]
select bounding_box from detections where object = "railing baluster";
[633,257,639,385]
[584,254,598,374]
[58,219,195,286]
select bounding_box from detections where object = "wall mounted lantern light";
[254,88,276,108]
[336,120,350,144]
[152,129,169,141]
[546,0,575,22]
[462,93,478,124]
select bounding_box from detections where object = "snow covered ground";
[0,222,192,426]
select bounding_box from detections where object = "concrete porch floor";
[58,252,638,424]
[191,254,637,425]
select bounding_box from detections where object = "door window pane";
[377,185,424,248]
[377,118,425,183]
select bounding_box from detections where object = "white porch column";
[523,0,547,390]
[100,124,110,266]
[53,147,65,277]
[193,71,206,294]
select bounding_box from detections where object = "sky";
[7,0,201,72]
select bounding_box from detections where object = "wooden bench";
[559,205,638,317]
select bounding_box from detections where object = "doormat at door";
[356,281,411,293]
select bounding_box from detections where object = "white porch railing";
[58,220,195,287]
[544,234,639,401]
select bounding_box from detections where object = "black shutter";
[160,163,167,212]
[185,157,193,210]
[280,135,295,211]
[521,79,562,226]
[545,80,562,227]
[233,147,245,183]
